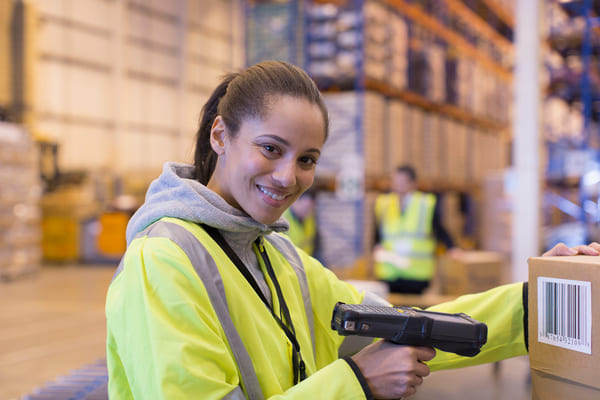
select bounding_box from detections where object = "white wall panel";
[65,30,111,66]
[38,21,68,55]
[68,68,112,120]
[147,133,178,167]
[125,45,178,80]
[60,124,111,170]
[184,91,206,133]
[115,131,145,171]
[31,0,241,177]
[188,0,231,31]
[34,0,68,18]
[38,22,111,66]
[36,61,69,114]
[124,44,147,73]
[189,63,225,90]
[147,0,181,17]
[69,0,112,29]
[123,78,147,125]
[187,35,232,69]
[147,85,178,128]
[126,10,178,48]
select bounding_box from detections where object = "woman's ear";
[210,116,227,155]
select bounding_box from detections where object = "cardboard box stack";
[386,100,408,175]
[0,122,42,280]
[528,256,600,399]
[438,250,505,295]
[478,170,512,260]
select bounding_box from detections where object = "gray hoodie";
[126,161,290,303]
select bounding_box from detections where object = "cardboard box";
[438,251,504,295]
[528,256,600,399]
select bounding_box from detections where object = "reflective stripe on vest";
[284,210,317,255]
[114,220,316,399]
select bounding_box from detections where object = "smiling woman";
[206,96,325,225]
[105,61,545,400]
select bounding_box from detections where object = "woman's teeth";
[259,186,286,201]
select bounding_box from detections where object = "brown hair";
[194,60,329,184]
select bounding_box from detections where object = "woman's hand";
[351,340,436,399]
[542,242,600,257]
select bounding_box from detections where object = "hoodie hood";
[126,162,289,245]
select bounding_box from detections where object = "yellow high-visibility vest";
[283,209,317,255]
[374,191,436,281]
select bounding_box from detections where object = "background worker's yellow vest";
[374,191,436,281]
[283,209,317,255]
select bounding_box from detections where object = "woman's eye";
[300,156,317,166]
[263,145,276,153]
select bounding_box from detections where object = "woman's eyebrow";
[258,134,321,155]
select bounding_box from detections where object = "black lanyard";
[201,224,307,384]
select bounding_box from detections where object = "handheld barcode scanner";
[331,302,488,357]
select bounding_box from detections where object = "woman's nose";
[272,160,297,187]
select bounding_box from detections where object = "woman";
[106,61,599,399]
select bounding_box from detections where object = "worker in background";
[282,190,318,256]
[374,164,462,294]
[105,61,600,400]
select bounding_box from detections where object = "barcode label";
[537,277,592,354]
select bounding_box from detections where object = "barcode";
[537,277,592,354]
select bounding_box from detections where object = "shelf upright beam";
[512,0,542,282]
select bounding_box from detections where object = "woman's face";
[208,95,326,225]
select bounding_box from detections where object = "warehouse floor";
[0,265,531,400]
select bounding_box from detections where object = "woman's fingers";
[542,242,600,257]
[542,243,576,257]
[571,244,600,256]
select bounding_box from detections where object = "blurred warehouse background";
[0,0,598,399]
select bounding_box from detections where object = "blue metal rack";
[21,359,108,400]
[545,0,600,246]
[243,0,368,268]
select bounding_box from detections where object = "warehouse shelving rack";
[544,0,600,247]
[244,0,515,272]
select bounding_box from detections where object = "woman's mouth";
[258,185,288,201]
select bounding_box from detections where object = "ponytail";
[194,73,237,184]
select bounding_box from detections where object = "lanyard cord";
[201,225,307,384]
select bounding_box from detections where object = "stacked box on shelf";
[478,169,513,259]
[306,2,360,88]
[420,112,440,182]
[465,127,480,183]
[389,12,408,90]
[456,57,475,112]
[405,106,425,177]
[362,92,387,177]
[0,122,42,280]
[363,1,389,83]
[246,1,299,66]
[450,119,469,186]
[436,116,450,183]
[471,65,486,118]
[307,0,408,89]
[428,42,446,103]
[386,100,409,174]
